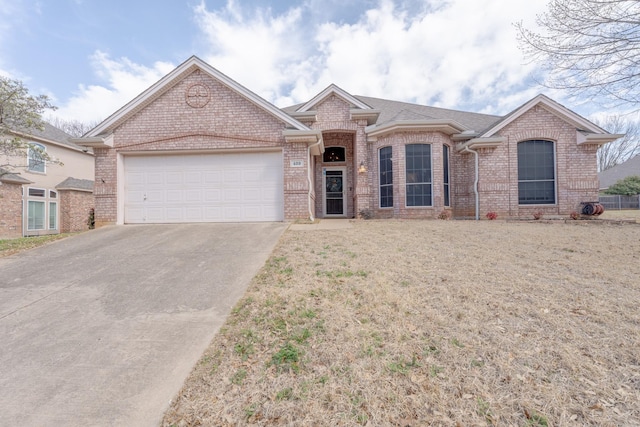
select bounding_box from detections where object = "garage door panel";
[124,152,283,223]
[185,189,202,202]
[166,172,183,185]
[166,190,183,203]
[204,189,221,202]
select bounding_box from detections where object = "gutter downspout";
[307,138,323,221]
[462,146,479,220]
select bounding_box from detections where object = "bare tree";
[1,76,57,175]
[593,115,640,171]
[516,0,640,107]
[47,116,101,138]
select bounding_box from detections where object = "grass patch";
[0,233,71,257]
[163,220,640,426]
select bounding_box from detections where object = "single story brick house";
[76,56,621,225]
[0,123,94,238]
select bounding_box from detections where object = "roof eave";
[71,134,114,149]
[577,132,625,145]
[456,137,506,152]
[366,119,466,138]
[350,109,380,125]
[283,129,325,155]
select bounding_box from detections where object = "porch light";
[358,161,367,174]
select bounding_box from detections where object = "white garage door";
[124,152,284,223]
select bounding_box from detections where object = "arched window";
[405,144,432,207]
[28,143,46,173]
[323,146,346,162]
[517,140,555,204]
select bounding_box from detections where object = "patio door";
[323,167,346,216]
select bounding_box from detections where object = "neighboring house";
[598,154,640,190]
[0,123,95,238]
[76,56,621,226]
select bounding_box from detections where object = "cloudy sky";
[0,0,589,125]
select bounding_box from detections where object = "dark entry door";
[324,169,344,216]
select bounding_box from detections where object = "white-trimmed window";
[518,140,556,205]
[28,201,46,230]
[49,202,57,230]
[28,143,46,173]
[26,187,58,231]
[405,144,432,207]
[379,147,393,208]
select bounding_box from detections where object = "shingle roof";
[354,96,501,132]
[30,122,87,151]
[282,95,501,132]
[598,155,640,189]
[0,167,32,184]
[56,177,94,192]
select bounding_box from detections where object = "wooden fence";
[599,195,640,210]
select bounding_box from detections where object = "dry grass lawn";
[163,218,640,426]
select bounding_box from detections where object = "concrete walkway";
[0,223,286,427]
[288,218,354,230]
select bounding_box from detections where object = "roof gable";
[86,56,308,137]
[480,94,607,138]
[296,84,373,112]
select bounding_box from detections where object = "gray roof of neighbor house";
[0,167,32,184]
[282,95,501,133]
[598,154,640,189]
[56,177,94,192]
[12,122,89,153]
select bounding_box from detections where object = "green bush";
[604,175,640,196]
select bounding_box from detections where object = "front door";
[323,168,346,216]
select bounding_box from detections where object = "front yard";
[164,218,640,426]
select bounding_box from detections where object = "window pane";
[518,140,555,204]
[443,145,450,207]
[405,144,432,206]
[323,147,346,162]
[379,147,393,207]
[28,201,45,230]
[28,188,46,197]
[49,202,57,230]
[28,144,46,173]
[407,184,432,207]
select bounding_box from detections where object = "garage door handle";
[143,194,147,200]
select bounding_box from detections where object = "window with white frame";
[28,143,46,173]
[49,202,57,230]
[517,140,556,205]
[379,147,393,208]
[28,201,46,230]
[405,144,432,207]
[26,187,58,231]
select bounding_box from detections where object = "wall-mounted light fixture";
[358,161,367,174]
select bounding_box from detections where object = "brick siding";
[90,65,602,223]
[58,189,94,233]
[0,182,23,238]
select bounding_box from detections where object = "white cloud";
[193,0,549,114]
[54,51,175,123]
[57,0,552,124]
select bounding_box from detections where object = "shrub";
[438,210,451,220]
[485,211,498,220]
[533,211,544,220]
[603,175,640,196]
[569,211,580,220]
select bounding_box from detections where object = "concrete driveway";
[0,223,286,426]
